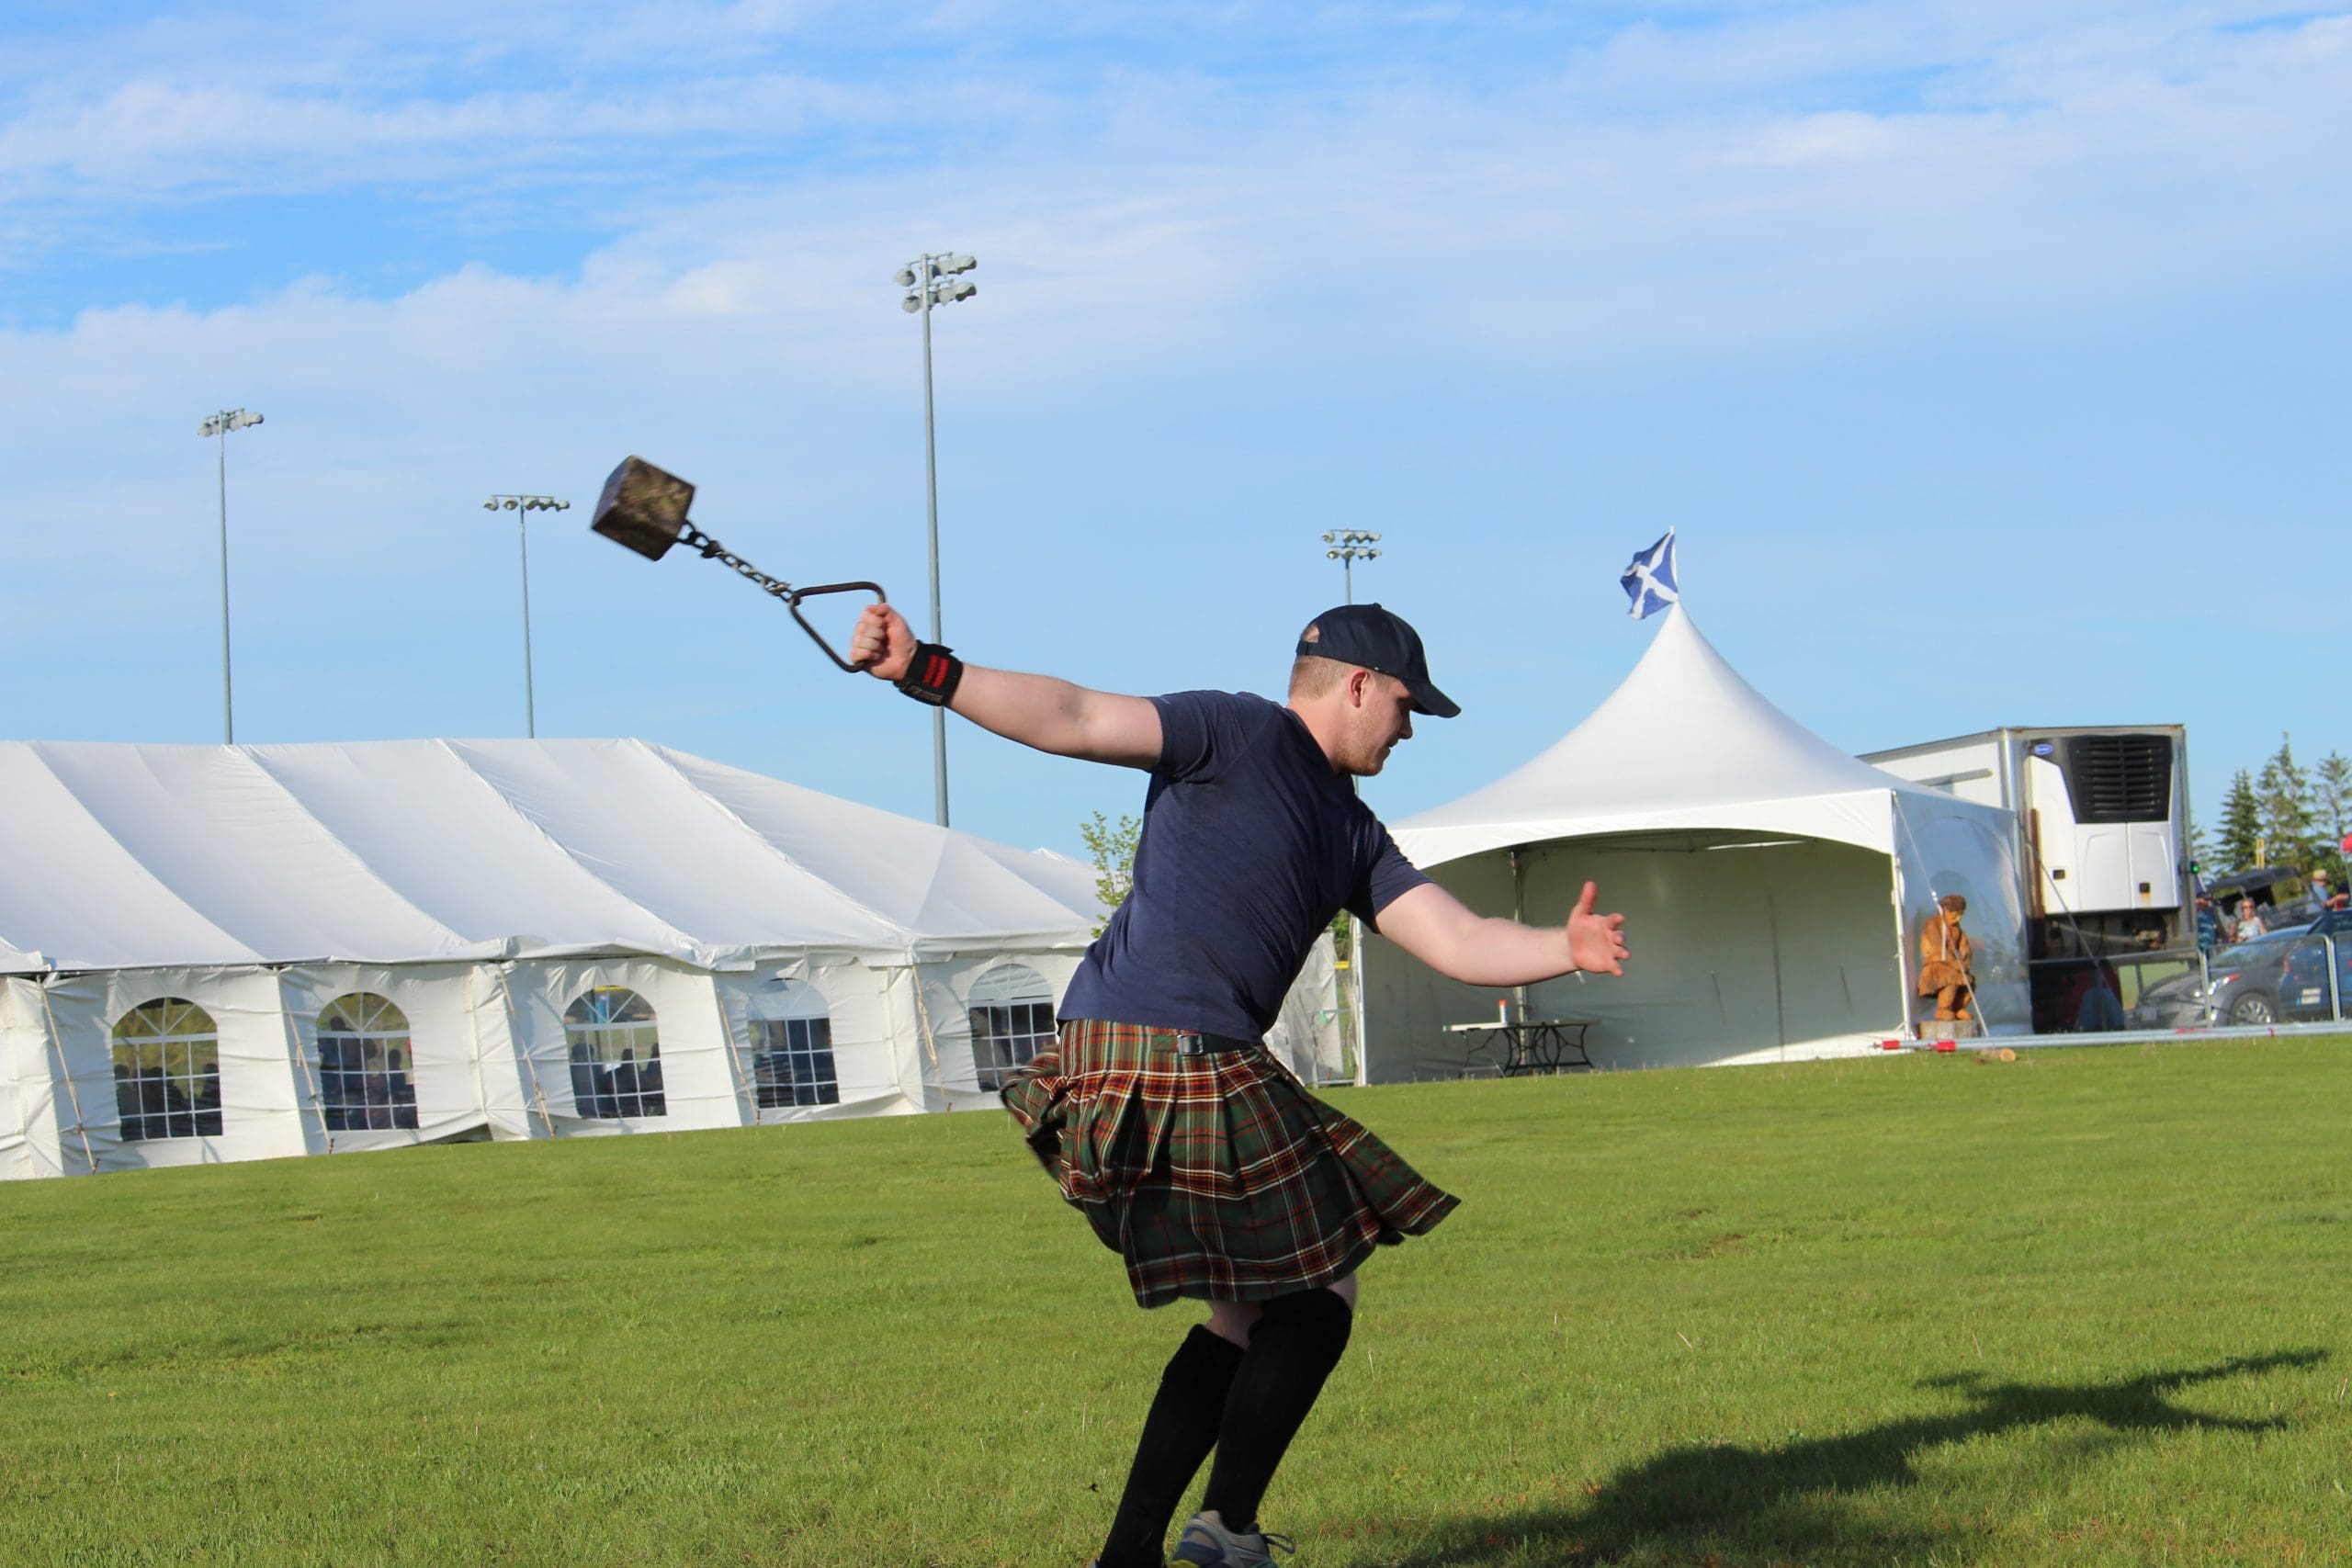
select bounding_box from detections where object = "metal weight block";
[592,457,696,560]
[587,454,888,673]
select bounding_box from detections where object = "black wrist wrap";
[896,643,964,707]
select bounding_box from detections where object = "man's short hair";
[1288,621,1350,700]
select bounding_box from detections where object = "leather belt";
[1170,1030,1261,1057]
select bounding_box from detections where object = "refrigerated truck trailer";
[1860,726,2193,959]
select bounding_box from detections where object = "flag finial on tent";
[1621,529,1679,619]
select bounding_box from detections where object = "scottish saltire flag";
[1621,529,1679,618]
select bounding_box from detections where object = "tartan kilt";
[1000,1018,1459,1308]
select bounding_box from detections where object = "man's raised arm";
[849,603,1162,769]
[1375,879,1629,986]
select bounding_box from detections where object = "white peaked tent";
[0,738,1136,1181]
[1361,608,2028,1077]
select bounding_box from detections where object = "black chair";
[163,1080,196,1140]
[569,1044,599,1116]
[115,1065,144,1141]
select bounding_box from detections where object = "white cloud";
[2,6,2346,383]
[0,75,907,196]
[1,2,2346,852]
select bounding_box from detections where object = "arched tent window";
[969,964,1056,1093]
[112,998,222,1142]
[750,977,837,1109]
[315,993,419,1133]
[563,987,665,1120]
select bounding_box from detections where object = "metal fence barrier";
[2027,934,2344,1033]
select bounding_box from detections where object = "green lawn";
[3,1036,2347,1567]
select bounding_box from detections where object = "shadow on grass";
[1392,1348,2329,1566]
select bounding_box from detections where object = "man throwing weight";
[849,601,1629,1568]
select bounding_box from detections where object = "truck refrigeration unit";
[1862,727,2192,1014]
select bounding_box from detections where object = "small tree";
[2314,751,2351,886]
[2215,768,2262,873]
[2255,733,2318,876]
[1079,810,1142,937]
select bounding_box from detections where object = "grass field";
[3,1035,2348,1567]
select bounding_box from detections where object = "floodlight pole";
[899,250,978,828]
[216,431,232,740]
[485,494,569,738]
[198,408,264,743]
[1322,529,1383,604]
[921,270,944,827]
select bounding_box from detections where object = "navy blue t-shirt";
[1058,690,1431,1040]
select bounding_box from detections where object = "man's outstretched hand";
[849,603,916,682]
[1566,881,1630,976]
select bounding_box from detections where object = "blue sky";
[3,1,2346,858]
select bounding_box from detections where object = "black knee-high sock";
[1200,1288,1354,1535]
[1098,1325,1248,1568]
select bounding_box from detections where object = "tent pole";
[717,979,756,1124]
[1351,935,1369,1087]
[278,969,334,1154]
[1510,847,1529,1021]
[496,967,558,1137]
[906,960,950,1111]
[1888,797,1917,1042]
[37,981,97,1176]
[465,965,494,1136]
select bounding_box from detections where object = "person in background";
[2233,897,2267,943]
[2075,960,2126,1032]
[1917,893,1974,1035]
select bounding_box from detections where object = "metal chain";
[682,525,796,601]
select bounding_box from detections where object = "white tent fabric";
[1267,934,1349,1085]
[0,738,1123,1180]
[1396,607,1940,863]
[1363,608,2027,1076]
[0,738,1098,972]
[0,738,1353,1182]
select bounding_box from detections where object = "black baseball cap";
[1297,603,1461,718]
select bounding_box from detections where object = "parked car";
[2277,932,2351,1024]
[2129,927,2313,1028]
[2254,897,2350,933]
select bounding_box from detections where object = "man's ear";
[1347,666,1373,707]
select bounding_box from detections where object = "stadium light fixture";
[895,250,980,828]
[484,494,570,739]
[197,408,266,743]
[1320,529,1384,604]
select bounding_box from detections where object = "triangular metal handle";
[787,582,888,671]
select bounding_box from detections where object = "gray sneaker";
[1171,1509,1295,1566]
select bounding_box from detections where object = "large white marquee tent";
[1358,608,2030,1077]
[0,738,1278,1182]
